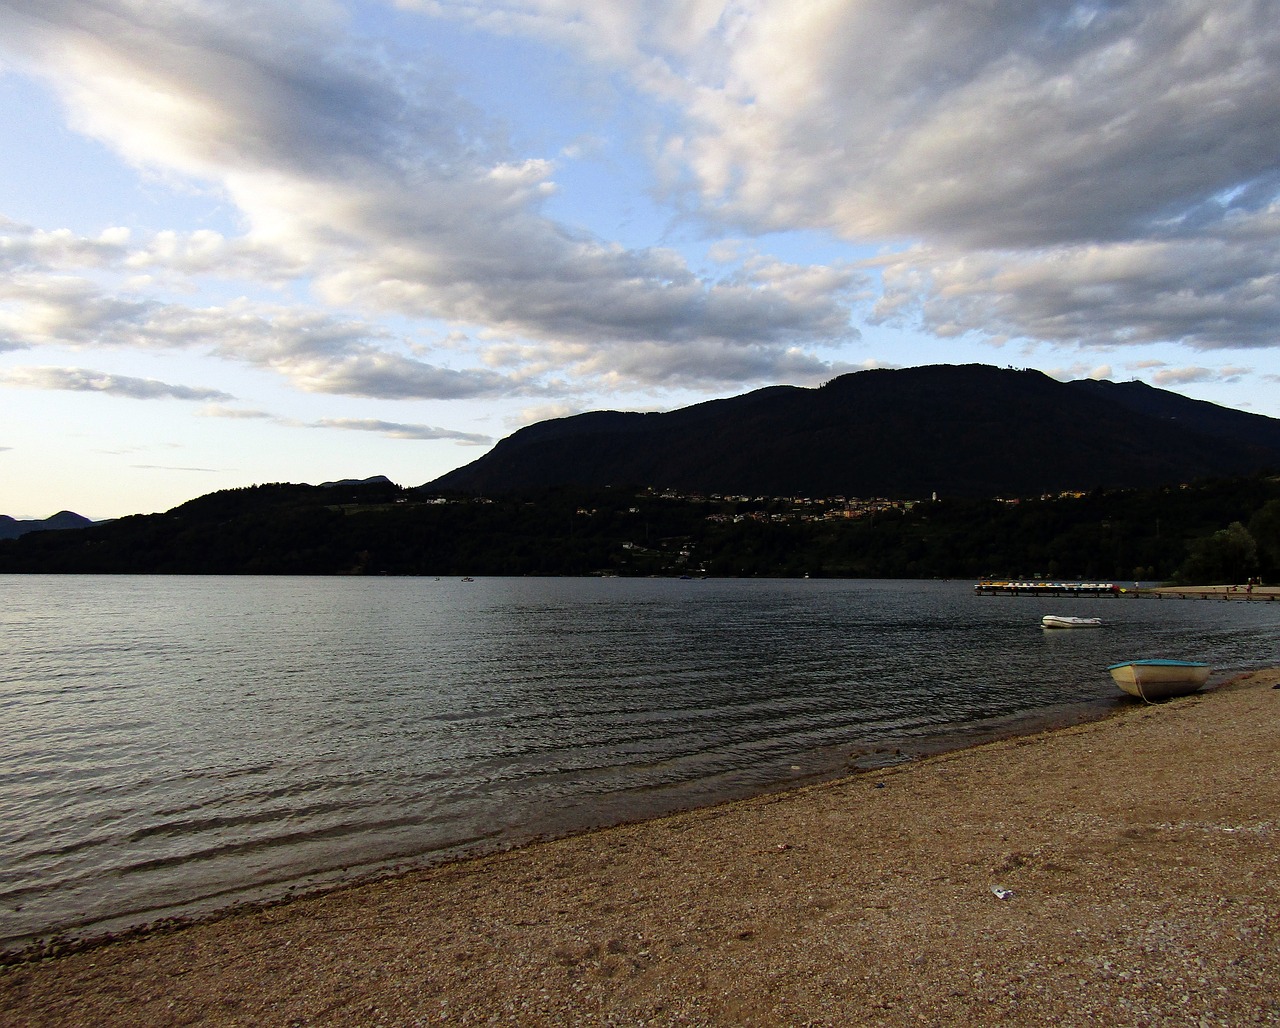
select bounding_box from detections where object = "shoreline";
[0,693,1126,962]
[1150,584,1280,600]
[3,670,1277,1026]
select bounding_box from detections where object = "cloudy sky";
[2,0,1278,519]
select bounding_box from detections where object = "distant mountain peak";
[0,510,92,541]
[318,475,394,488]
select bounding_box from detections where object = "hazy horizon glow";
[3,1,1279,519]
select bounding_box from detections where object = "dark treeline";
[2,474,1279,582]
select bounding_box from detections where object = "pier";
[974,581,1279,600]
[974,580,1123,597]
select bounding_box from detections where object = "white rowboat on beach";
[1108,659,1212,700]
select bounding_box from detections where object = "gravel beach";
[3,668,1277,1027]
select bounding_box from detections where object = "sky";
[2,1,1279,520]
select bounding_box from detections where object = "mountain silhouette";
[425,365,1280,499]
[0,510,94,541]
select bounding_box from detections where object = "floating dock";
[974,580,1122,596]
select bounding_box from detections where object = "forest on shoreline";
[2,473,1278,583]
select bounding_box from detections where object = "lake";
[2,575,1277,950]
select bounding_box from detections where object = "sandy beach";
[3,669,1277,1027]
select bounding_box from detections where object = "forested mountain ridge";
[427,364,1280,498]
[6,365,1280,580]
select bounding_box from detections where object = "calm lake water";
[2,575,1277,949]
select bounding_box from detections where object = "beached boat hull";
[1041,615,1103,629]
[1108,660,1211,699]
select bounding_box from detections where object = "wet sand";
[3,669,1278,1027]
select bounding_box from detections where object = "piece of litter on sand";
[990,885,1015,900]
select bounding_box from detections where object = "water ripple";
[2,574,1277,948]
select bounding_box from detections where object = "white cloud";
[1150,366,1215,386]
[0,263,521,399]
[1150,364,1253,387]
[1051,358,1253,388]
[871,223,1280,351]
[0,215,860,394]
[194,404,493,444]
[0,1,858,394]
[1,0,1277,431]
[513,402,581,427]
[0,365,234,401]
[1044,362,1114,382]
[130,464,223,473]
[310,418,492,442]
[416,1,1280,357]
[628,1,1280,247]
[197,405,274,420]
[0,217,131,270]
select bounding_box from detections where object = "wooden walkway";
[1146,585,1280,601]
[974,581,1280,600]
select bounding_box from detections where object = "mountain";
[0,511,94,541]
[426,365,1280,498]
[318,475,394,488]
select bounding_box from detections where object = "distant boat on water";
[1108,659,1211,700]
[1041,615,1103,629]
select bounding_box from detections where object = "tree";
[1176,521,1258,585]
[1248,499,1280,579]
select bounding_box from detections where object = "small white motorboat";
[1041,615,1103,629]
[1108,659,1211,700]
